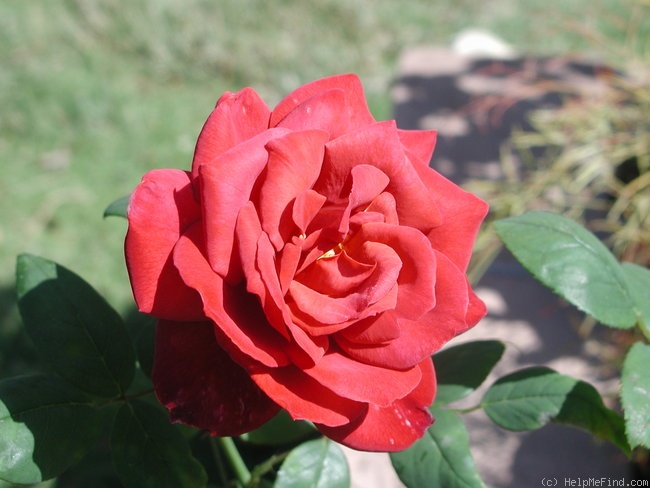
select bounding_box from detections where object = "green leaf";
[433,340,505,405]
[620,262,650,338]
[390,408,485,488]
[554,381,629,455]
[103,195,130,219]
[125,311,157,378]
[494,212,637,328]
[274,438,349,488]
[483,367,629,453]
[110,400,207,488]
[240,410,316,446]
[621,343,650,449]
[0,375,110,484]
[16,254,136,398]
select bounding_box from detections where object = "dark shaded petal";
[153,320,280,436]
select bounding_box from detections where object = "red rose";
[125,74,487,451]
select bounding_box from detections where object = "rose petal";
[173,222,290,368]
[237,203,291,331]
[125,169,204,321]
[191,88,271,180]
[347,165,391,208]
[270,74,375,134]
[289,238,403,336]
[290,284,398,337]
[336,251,477,369]
[292,189,327,235]
[347,222,437,321]
[416,164,489,271]
[289,280,365,325]
[350,241,403,306]
[459,284,487,335]
[338,311,401,345]
[338,164,390,236]
[284,321,329,369]
[273,89,349,138]
[316,121,442,231]
[296,250,375,297]
[153,320,280,436]
[317,358,435,452]
[250,364,366,427]
[258,130,329,250]
[397,128,437,167]
[199,127,290,280]
[302,351,422,406]
[278,238,303,296]
[365,192,399,225]
[348,210,386,230]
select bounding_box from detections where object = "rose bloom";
[126,74,487,452]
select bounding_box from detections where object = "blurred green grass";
[1,0,648,326]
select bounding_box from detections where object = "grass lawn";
[1,0,648,355]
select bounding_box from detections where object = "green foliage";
[16,254,135,397]
[104,195,130,219]
[482,367,629,454]
[494,211,643,329]
[433,340,505,405]
[621,262,650,339]
[621,343,650,449]
[495,211,649,458]
[391,408,485,488]
[111,400,207,488]
[5,254,205,487]
[274,438,349,488]
[0,374,111,484]
[124,311,157,379]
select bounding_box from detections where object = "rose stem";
[216,436,251,486]
[208,436,229,487]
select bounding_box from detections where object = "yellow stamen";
[317,242,344,260]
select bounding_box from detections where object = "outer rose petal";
[250,365,366,427]
[416,163,489,271]
[270,74,375,134]
[191,87,271,180]
[397,129,437,167]
[302,351,422,407]
[459,284,487,335]
[273,89,350,138]
[125,169,204,321]
[173,222,291,368]
[317,358,435,452]
[153,320,280,436]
